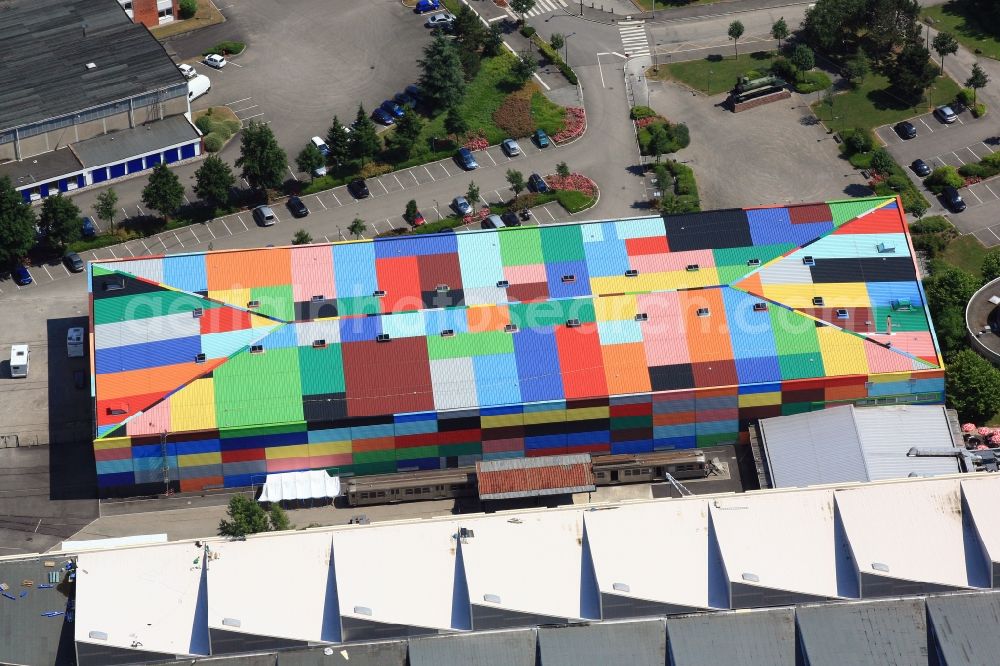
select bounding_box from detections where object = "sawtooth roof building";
[87,196,945,495]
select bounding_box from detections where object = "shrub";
[794,71,832,94]
[195,115,215,134]
[520,26,536,38]
[493,89,535,137]
[669,123,690,151]
[179,0,197,19]
[959,163,990,178]
[204,41,246,56]
[630,106,657,120]
[910,215,954,236]
[359,162,393,178]
[923,165,964,194]
[983,152,1000,169]
[848,152,873,169]
[530,35,577,85]
[886,174,909,191]
[770,57,796,82]
[973,103,987,118]
[957,88,975,107]
[844,127,874,155]
[203,133,224,152]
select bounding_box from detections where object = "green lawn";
[810,73,962,133]
[941,234,988,279]
[922,3,1000,61]
[652,51,778,96]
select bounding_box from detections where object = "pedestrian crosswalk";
[519,0,568,18]
[618,20,650,58]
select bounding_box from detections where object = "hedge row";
[530,35,578,85]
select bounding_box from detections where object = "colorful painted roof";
[88,196,942,439]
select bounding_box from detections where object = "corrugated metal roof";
[0,558,73,666]
[797,598,929,666]
[760,405,959,488]
[409,629,536,666]
[476,454,595,499]
[537,620,667,666]
[73,116,201,168]
[926,592,1000,666]
[666,608,798,666]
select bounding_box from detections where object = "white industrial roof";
[584,500,722,611]
[207,531,337,643]
[332,520,466,632]
[760,405,959,488]
[835,478,991,589]
[460,511,597,621]
[75,541,208,656]
[960,477,1000,571]
[710,489,858,599]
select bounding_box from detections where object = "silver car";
[452,196,472,216]
[425,12,456,28]
[502,138,521,157]
[253,205,276,226]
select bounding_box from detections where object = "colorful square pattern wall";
[88,196,945,494]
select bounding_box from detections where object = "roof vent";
[685,264,699,272]
[221,618,241,628]
[436,284,449,293]
[353,606,372,616]
[612,582,630,592]
[891,299,911,311]
[440,329,455,337]
[504,324,519,333]
[876,241,896,253]
[312,339,327,348]
[311,294,325,302]
[625,269,639,277]
[376,333,391,343]
[373,289,386,298]
[247,300,260,309]
[696,307,710,317]
[635,313,648,322]
[836,308,849,319]
[88,631,108,641]
[741,572,760,583]
[802,255,815,266]
[192,308,204,318]
[250,344,264,354]
[812,296,824,306]
[483,594,501,604]
[752,302,767,312]
[459,527,475,539]
[566,318,581,328]
[497,280,510,288]
[195,353,206,363]
[747,258,760,267]
[85,62,97,70]
[561,274,576,283]
[871,562,890,573]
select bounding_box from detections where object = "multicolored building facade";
[88,196,945,495]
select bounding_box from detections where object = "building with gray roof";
[797,597,930,666]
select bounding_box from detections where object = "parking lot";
[877,106,1000,246]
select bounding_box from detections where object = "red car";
[409,211,426,227]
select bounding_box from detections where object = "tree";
[891,42,937,104]
[418,36,466,111]
[458,48,482,82]
[771,17,788,51]
[790,44,815,80]
[932,31,959,73]
[966,62,990,107]
[509,0,536,25]
[141,163,185,220]
[348,217,366,239]
[466,181,480,214]
[326,116,351,166]
[395,107,424,146]
[93,188,119,231]
[0,176,36,268]
[194,155,236,211]
[550,33,565,51]
[179,0,197,19]
[349,105,381,164]
[268,505,291,532]
[556,161,570,177]
[983,249,1000,283]
[870,148,894,176]
[404,199,419,224]
[908,199,928,220]
[296,143,326,181]
[866,0,921,63]
[218,495,271,538]
[453,5,486,51]
[38,195,82,247]
[445,106,468,135]
[728,20,745,59]
[647,124,671,163]
[483,23,504,57]
[292,229,313,245]
[236,121,288,198]
[506,169,525,197]
[843,49,871,86]
[946,349,1000,423]
[924,264,981,323]
[511,53,538,85]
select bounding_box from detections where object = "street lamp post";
[565,32,575,67]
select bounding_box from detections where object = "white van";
[188,74,211,102]
[10,344,28,378]
[67,327,85,358]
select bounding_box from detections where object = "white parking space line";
[190,228,200,243]
[544,206,556,221]
[378,179,389,195]
[315,196,327,210]
[440,163,452,178]
[121,207,129,219]
[965,146,979,161]
[424,165,436,181]
[393,174,405,189]
[956,117,965,125]
[238,215,248,231]
[494,190,504,202]
[985,183,999,200]
[272,212,281,224]
[108,247,118,259]
[988,227,1000,242]
[124,244,135,257]
[206,224,216,239]
[410,171,420,185]
[141,238,152,254]
[226,97,251,106]
[984,141,998,153]
[183,194,191,205]
[242,178,251,188]
[287,166,297,180]
[952,151,966,165]
[968,187,984,204]
[222,220,232,235]
[173,231,185,247]
[331,191,343,206]
[484,151,497,167]
[42,265,54,281]
[160,236,169,252]
[232,105,258,114]
[919,118,934,132]
[324,235,331,243]
[433,205,443,220]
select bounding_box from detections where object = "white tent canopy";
[258,470,340,503]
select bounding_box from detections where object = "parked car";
[500,211,521,227]
[533,128,550,147]
[942,186,966,212]
[894,121,917,139]
[934,105,958,124]
[911,159,931,177]
[203,53,227,69]
[287,196,309,218]
[394,92,416,109]
[380,100,405,118]
[252,205,276,226]
[81,216,96,238]
[425,12,456,28]
[452,196,472,215]
[372,107,395,125]
[502,138,521,157]
[313,163,327,177]
[482,214,505,229]
[405,85,423,102]
[348,179,370,199]
[178,63,196,79]
[13,266,32,286]
[311,136,330,156]
[409,210,426,227]
[528,173,548,193]
[414,0,441,13]
[64,252,85,273]
[457,147,479,170]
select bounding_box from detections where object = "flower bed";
[553,107,586,144]
[635,115,666,129]
[544,173,596,197]
[493,89,535,138]
[462,206,491,225]
[464,130,489,151]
